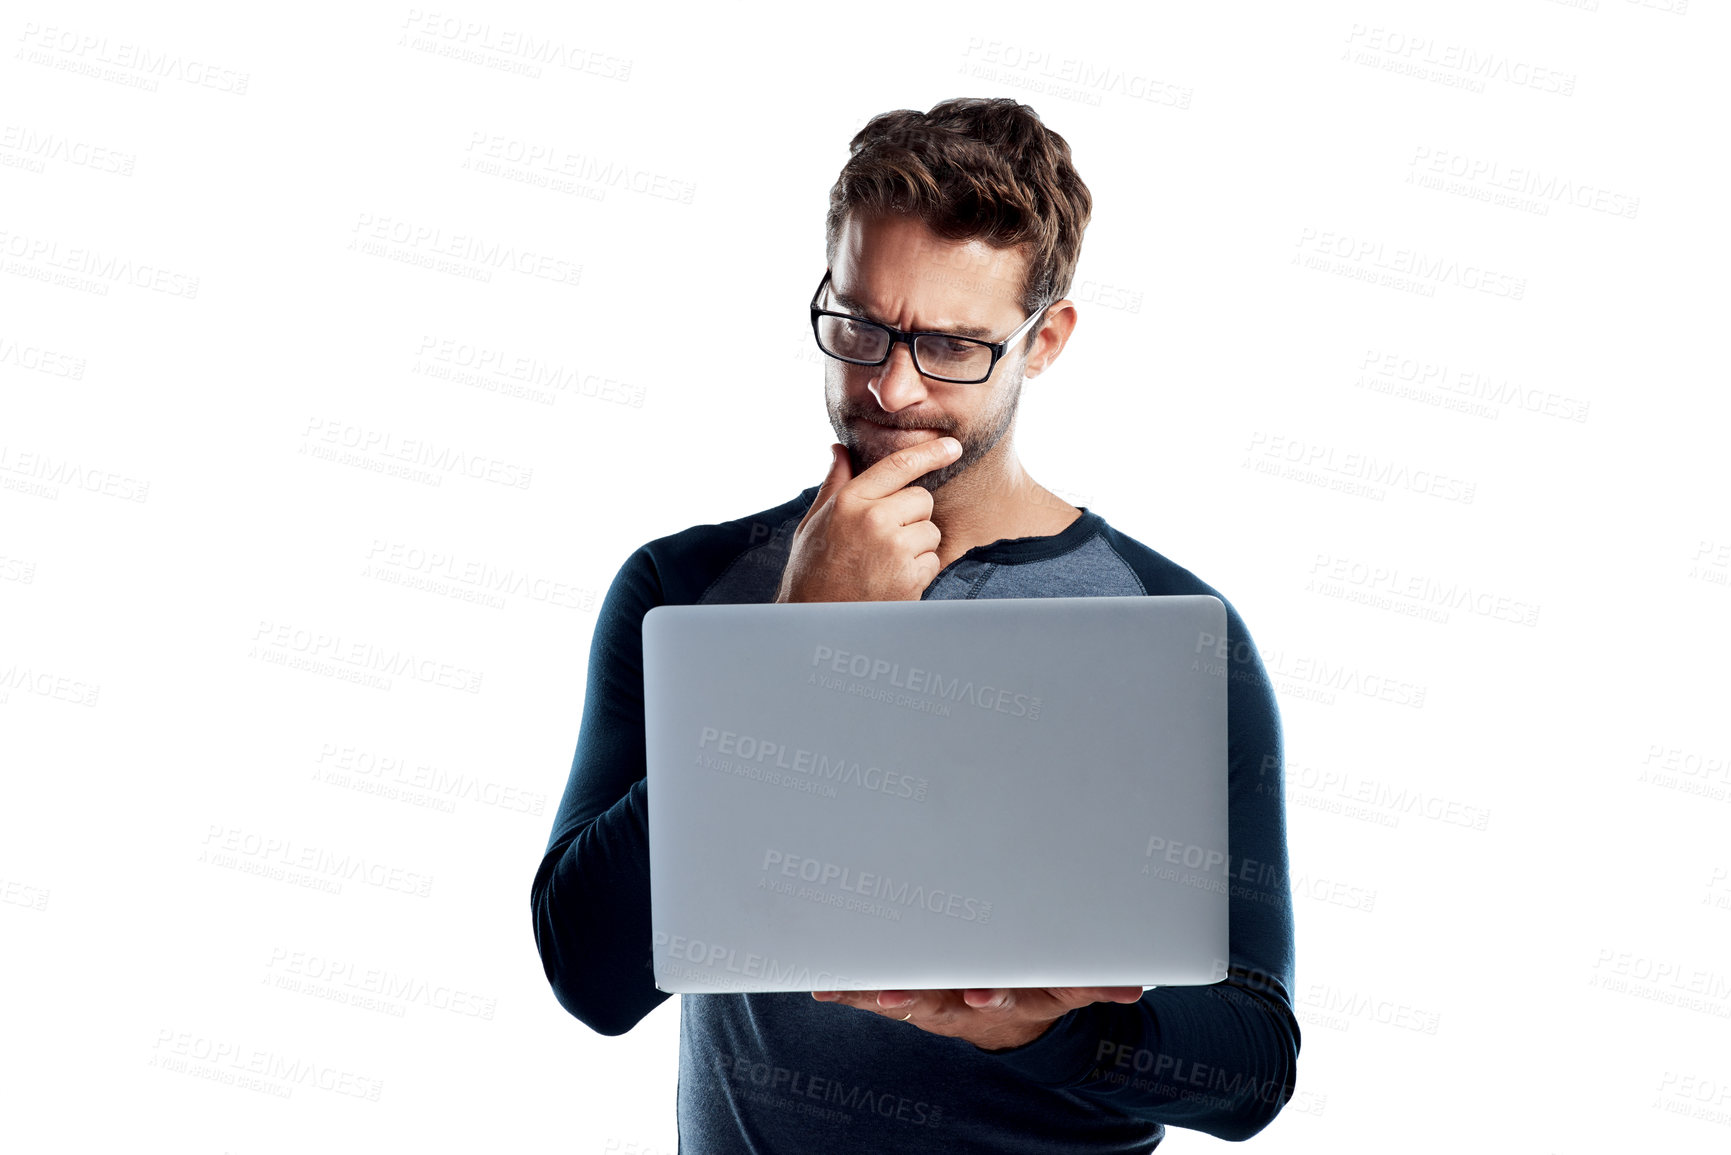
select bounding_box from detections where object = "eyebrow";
[828,284,999,340]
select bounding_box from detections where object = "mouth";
[855,417,944,435]
[854,420,945,450]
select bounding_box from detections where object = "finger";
[1037,987,1145,1015]
[902,554,943,599]
[895,522,943,588]
[848,436,962,502]
[813,989,934,1017]
[898,519,942,559]
[802,444,853,527]
[874,482,937,528]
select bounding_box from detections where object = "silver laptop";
[642,594,1229,994]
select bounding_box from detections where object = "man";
[532,97,1300,1151]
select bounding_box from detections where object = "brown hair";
[824,97,1092,351]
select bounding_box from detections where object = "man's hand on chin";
[811,987,1145,1051]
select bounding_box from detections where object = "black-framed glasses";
[808,268,1048,385]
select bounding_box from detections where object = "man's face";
[823,212,1038,493]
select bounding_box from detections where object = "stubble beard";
[828,359,1026,494]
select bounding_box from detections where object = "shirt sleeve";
[979,599,1301,1141]
[530,545,674,1035]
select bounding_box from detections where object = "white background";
[3,1,1729,1152]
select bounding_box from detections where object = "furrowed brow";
[829,285,997,340]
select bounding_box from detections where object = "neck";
[927,443,1080,572]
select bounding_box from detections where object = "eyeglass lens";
[814,315,992,381]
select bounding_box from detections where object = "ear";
[1025,299,1078,378]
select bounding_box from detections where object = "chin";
[909,466,959,493]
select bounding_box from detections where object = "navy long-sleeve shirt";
[531,486,1300,1152]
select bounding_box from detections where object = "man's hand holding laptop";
[812,986,1146,1051]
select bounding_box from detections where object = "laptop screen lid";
[642,594,1229,994]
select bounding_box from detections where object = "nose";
[866,339,930,414]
